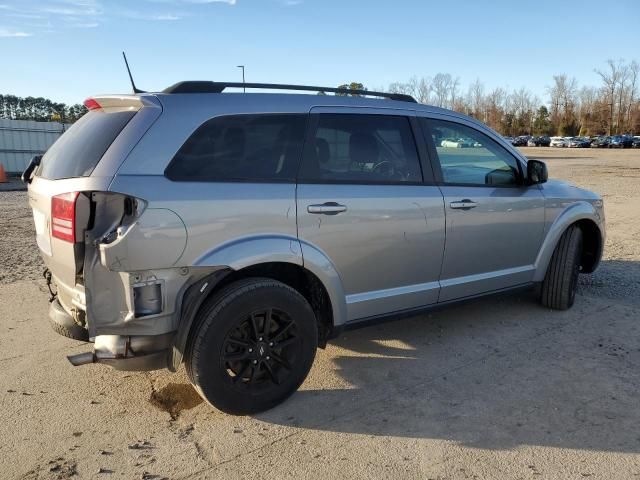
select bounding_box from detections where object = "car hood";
[541,178,601,201]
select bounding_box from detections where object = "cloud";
[39,5,102,16]
[144,0,236,4]
[0,0,237,36]
[186,0,236,3]
[0,27,32,37]
[152,13,181,20]
[71,21,99,27]
[282,0,302,4]
[119,8,186,21]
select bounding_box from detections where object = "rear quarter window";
[38,109,136,180]
[165,114,307,182]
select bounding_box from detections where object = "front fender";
[533,201,604,282]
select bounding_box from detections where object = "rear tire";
[541,225,583,310]
[186,278,318,415]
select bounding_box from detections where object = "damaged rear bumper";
[66,333,174,371]
[51,296,175,371]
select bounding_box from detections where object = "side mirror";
[527,159,548,185]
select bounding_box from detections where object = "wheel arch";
[170,236,347,371]
[533,202,604,282]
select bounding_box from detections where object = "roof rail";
[161,81,417,103]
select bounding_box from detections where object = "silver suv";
[24,82,605,414]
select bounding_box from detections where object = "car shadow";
[256,260,640,453]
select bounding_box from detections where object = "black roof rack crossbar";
[162,81,416,103]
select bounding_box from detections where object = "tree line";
[349,59,640,137]
[4,58,638,136]
[0,94,87,124]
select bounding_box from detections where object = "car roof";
[149,91,456,115]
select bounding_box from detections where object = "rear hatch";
[27,95,161,314]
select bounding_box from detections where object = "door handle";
[307,202,347,215]
[449,199,478,210]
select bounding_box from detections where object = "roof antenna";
[122,51,145,94]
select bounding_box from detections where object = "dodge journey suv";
[24,82,605,414]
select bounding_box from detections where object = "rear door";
[296,108,446,322]
[420,116,545,301]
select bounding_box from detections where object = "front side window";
[298,114,422,183]
[165,114,306,182]
[423,118,521,186]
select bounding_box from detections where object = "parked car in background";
[609,135,633,148]
[591,136,611,148]
[503,136,514,144]
[569,137,591,148]
[632,136,640,148]
[23,81,606,414]
[527,136,551,147]
[512,136,530,146]
[550,137,569,147]
[441,138,466,148]
[536,136,551,146]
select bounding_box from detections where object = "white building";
[0,118,71,173]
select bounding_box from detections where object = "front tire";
[186,278,318,415]
[541,225,583,310]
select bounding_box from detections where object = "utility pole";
[237,65,245,93]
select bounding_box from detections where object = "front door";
[420,117,546,302]
[297,109,446,321]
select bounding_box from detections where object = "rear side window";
[39,110,135,180]
[298,114,422,184]
[165,114,307,182]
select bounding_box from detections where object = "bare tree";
[595,60,623,134]
[450,76,461,110]
[432,73,452,108]
[467,78,485,120]
[547,75,578,134]
[388,76,431,104]
[627,61,639,130]
[415,77,431,104]
[383,57,640,136]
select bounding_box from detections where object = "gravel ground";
[0,190,44,284]
[1,147,639,479]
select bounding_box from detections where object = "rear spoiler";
[84,95,160,111]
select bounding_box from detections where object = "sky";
[0,0,638,106]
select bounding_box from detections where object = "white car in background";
[441,138,466,148]
[550,137,569,147]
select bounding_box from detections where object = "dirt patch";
[149,383,203,419]
[21,457,77,480]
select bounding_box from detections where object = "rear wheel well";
[574,219,602,273]
[214,262,334,347]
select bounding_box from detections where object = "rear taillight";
[51,192,79,243]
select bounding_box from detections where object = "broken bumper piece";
[67,332,174,371]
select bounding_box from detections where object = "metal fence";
[0,118,71,174]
